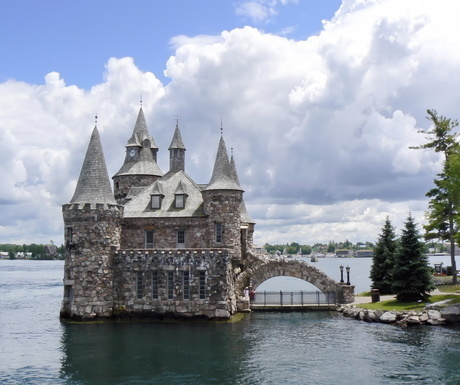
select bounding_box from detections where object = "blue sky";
[1,0,460,246]
[1,0,340,88]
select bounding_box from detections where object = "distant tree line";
[0,243,65,260]
[263,240,377,255]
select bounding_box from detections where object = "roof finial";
[140,92,143,107]
[220,117,223,136]
[173,114,180,126]
[95,114,98,125]
[231,146,233,156]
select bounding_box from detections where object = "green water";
[1,260,460,385]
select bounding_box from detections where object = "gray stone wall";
[203,190,243,258]
[112,249,236,318]
[120,217,210,249]
[61,203,122,320]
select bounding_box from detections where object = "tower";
[61,125,122,320]
[113,107,163,204]
[202,134,244,257]
[168,121,186,173]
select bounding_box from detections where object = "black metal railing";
[251,290,336,306]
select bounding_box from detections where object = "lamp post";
[339,265,344,283]
[346,265,351,285]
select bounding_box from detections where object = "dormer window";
[173,181,188,209]
[175,194,185,209]
[151,194,163,209]
[150,182,164,209]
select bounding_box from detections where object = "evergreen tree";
[370,217,397,294]
[392,213,435,302]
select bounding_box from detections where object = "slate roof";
[70,127,117,205]
[127,107,158,149]
[168,123,186,150]
[113,145,163,177]
[204,136,243,191]
[230,153,254,223]
[123,170,205,218]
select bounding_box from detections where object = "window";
[175,194,185,209]
[215,223,223,243]
[176,229,185,248]
[152,271,158,299]
[167,271,174,300]
[65,227,73,249]
[136,271,143,299]
[151,195,162,209]
[182,271,190,300]
[145,230,154,249]
[199,271,206,299]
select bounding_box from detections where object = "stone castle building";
[60,107,255,320]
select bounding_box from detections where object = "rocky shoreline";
[337,300,460,326]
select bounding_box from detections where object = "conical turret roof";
[229,153,241,187]
[229,152,254,222]
[168,123,186,150]
[70,126,117,205]
[127,107,158,149]
[204,136,243,191]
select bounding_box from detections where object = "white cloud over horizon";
[1,0,459,246]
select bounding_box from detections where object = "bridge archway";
[236,256,353,303]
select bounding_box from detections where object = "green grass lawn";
[437,284,460,293]
[357,294,460,312]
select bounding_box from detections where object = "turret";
[229,151,255,256]
[168,122,186,173]
[61,125,122,320]
[202,134,244,257]
[113,107,163,204]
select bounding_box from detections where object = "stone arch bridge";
[235,254,355,304]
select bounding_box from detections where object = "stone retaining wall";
[338,301,460,326]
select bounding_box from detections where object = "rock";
[367,310,377,322]
[380,312,397,323]
[373,309,384,319]
[215,309,230,318]
[419,313,429,322]
[427,309,442,320]
[406,316,421,325]
[440,304,460,323]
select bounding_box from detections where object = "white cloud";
[234,0,298,23]
[1,0,460,246]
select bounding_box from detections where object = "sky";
[1,0,459,247]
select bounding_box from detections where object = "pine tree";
[370,217,397,294]
[392,213,435,302]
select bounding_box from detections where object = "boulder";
[406,316,421,325]
[440,304,460,323]
[380,311,397,323]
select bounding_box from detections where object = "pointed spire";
[229,151,241,187]
[127,107,158,149]
[205,136,243,191]
[168,122,186,150]
[70,126,117,205]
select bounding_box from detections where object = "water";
[1,259,460,385]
